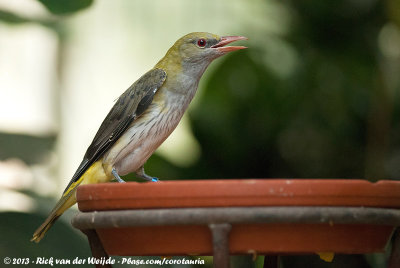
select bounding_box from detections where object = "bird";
[31,32,247,242]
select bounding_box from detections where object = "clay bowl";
[75,179,400,256]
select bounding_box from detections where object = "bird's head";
[156,32,247,77]
[175,32,247,63]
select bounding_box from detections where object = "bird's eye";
[197,39,207,48]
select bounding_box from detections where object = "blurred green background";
[0,0,399,267]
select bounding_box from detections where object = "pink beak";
[211,36,248,53]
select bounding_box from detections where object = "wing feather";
[63,68,166,193]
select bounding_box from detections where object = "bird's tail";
[31,187,77,243]
[31,161,109,243]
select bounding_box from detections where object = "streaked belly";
[103,100,184,176]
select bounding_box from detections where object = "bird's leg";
[136,166,159,182]
[112,168,126,183]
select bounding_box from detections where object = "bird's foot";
[140,174,159,182]
[112,168,126,183]
[136,166,159,182]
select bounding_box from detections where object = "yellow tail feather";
[31,189,77,243]
[31,160,109,243]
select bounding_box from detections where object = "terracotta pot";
[75,179,400,256]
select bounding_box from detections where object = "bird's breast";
[103,86,196,175]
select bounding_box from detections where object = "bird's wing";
[63,68,167,193]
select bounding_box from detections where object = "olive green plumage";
[32,32,246,242]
